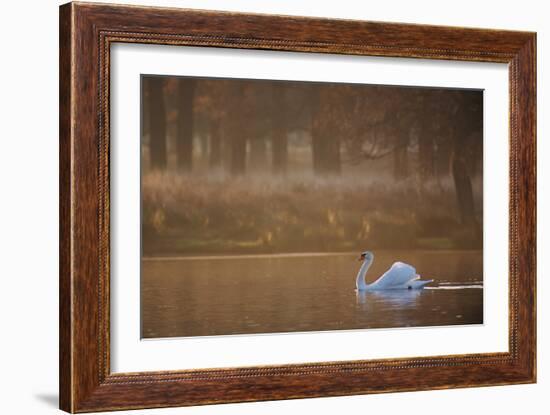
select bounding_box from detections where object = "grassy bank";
[142,172,482,256]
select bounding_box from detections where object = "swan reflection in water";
[356,288,422,307]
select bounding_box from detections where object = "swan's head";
[358,251,373,262]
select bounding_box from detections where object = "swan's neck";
[356,258,372,291]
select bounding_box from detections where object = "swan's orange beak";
[358,253,366,261]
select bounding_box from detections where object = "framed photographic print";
[59,2,536,412]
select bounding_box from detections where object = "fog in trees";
[141,75,483,255]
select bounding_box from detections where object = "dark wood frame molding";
[59,2,536,412]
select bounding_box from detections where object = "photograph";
[47,1,538,412]
[140,75,484,338]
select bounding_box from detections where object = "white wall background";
[0,0,546,414]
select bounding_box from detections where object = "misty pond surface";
[141,250,483,338]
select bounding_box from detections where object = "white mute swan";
[356,251,433,291]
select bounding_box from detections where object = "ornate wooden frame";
[59,2,536,412]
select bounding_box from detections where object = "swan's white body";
[356,252,433,291]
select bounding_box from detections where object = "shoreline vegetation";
[142,172,482,257]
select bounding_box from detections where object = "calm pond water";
[141,251,483,338]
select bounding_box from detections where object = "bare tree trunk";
[451,151,476,226]
[272,130,288,174]
[466,130,483,176]
[326,135,341,174]
[271,84,288,174]
[209,121,222,169]
[392,126,411,180]
[312,130,324,174]
[230,135,247,176]
[228,84,247,176]
[249,137,268,171]
[310,89,341,175]
[449,91,483,238]
[435,135,452,178]
[393,146,408,180]
[312,128,341,175]
[147,77,167,170]
[176,78,196,172]
[450,123,481,248]
[418,120,435,179]
[198,133,208,161]
[141,78,151,141]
